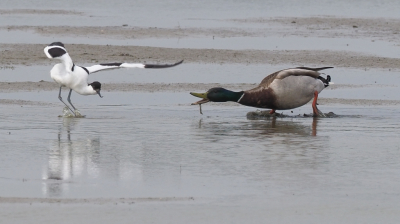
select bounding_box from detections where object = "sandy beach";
[1,0,400,223]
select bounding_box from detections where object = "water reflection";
[250,117,320,137]
[40,114,327,197]
[43,118,100,197]
[312,118,317,136]
[194,117,320,140]
[191,117,328,181]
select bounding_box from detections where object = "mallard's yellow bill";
[190,92,210,105]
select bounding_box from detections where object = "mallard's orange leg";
[312,91,319,116]
[269,109,276,114]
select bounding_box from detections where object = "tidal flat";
[1,0,400,223]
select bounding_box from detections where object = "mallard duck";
[190,67,333,116]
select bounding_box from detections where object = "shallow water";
[1,101,400,207]
[1,0,400,28]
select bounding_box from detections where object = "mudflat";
[1,1,400,224]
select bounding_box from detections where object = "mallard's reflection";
[312,117,317,136]
[267,117,318,136]
[193,117,320,141]
[43,118,100,197]
[190,116,328,178]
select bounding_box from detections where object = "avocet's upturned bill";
[44,42,183,116]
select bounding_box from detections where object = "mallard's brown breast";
[238,87,278,109]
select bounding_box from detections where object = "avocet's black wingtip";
[144,60,183,69]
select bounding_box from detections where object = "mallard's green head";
[190,87,244,105]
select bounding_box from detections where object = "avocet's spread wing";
[85,60,184,74]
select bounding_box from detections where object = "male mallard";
[190,67,333,116]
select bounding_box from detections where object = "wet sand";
[232,17,400,42]
[3,16,400,42]
[2,43,400,69]
[2,16,400,68]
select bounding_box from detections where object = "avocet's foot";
[74,109,83,117]
[62,107,76,117]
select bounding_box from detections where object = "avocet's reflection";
[43,118,100,197]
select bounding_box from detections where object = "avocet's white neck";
[76,85,96,96]
[58,53,74,72]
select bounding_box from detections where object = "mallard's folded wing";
[259,67,334,87]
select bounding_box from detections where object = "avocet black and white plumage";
[44,42,183,116]
[190,67,333,116]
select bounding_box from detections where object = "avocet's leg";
[67,89,77,111]
[58,86,75,115]
[269,109,276,114]
[312,91,319,117]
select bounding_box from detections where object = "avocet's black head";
[89,81,103,98]
[44,42,67,59]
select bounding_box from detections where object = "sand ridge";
[3,25,255,39]
[1,43,400,69]
[3,16,400,43]
[230,17,400,43]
